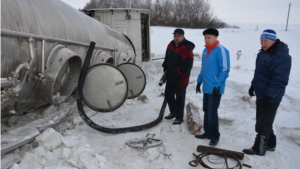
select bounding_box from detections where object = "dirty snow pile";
[10,128,106,169]
[10,24,300,169]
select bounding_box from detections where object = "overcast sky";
[61,0,300,24]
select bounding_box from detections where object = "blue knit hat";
[260,29,277,41]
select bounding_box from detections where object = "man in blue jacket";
[162,28,195,125]
[243,29,291,156]
[195,28,230,146]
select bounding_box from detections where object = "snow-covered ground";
[7,24,300,169]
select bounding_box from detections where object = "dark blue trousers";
[252,100,280,154]
[165,82,187,119]
[203,93,222,140]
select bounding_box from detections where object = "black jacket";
[162,38,195,87]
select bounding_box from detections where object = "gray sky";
[61,0,300,24]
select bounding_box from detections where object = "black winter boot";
[172,118,183,125]
[209,139,219,146]
[266,134,276,151]
[195,133,211,139]
[242,148,265,156]
[250,135,267,156]
[165,113,175,120]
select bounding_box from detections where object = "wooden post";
[286,3,291,31]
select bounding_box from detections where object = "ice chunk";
[67,146,106,169]
[35,128,63,151]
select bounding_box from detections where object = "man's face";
[173,33,184,44]
[261,39,275,51]
[204,34,217,45]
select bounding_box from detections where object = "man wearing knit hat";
[195,28,230,146]
[243,29,291,156]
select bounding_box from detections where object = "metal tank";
[1,0,136,115]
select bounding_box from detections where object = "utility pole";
[286,3,291,31]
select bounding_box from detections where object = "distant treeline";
[83,0,238,29]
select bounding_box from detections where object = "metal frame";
[1,29,118,52]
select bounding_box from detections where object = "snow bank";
[11,128,106,169]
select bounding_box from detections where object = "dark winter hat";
[260,29,277,41]
[203,28,219,36]
[173,28,184,35]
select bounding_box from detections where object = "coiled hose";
[77,42,167,134]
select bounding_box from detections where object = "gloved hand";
[159,71,167,86]
[196,83,202,93]
[212,87,220,97]
[261,95,271,109]
[248,85,255,97]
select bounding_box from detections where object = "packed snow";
[7,24,300,169]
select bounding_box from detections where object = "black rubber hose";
[122,33,136,54]
[77,41,167,134]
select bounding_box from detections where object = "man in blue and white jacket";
[195,28,230,146]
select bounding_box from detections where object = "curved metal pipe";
[8,38,33,98]
[12,62,30,80]
[9,62,30,97]
[13,63,30,77]
[2,40,32,103]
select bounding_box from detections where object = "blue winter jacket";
[251,39,291,102]
[197,42,230,94]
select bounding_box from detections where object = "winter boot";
[266,134,276,151]
[172,118,183,125]
[242,148,265,156]
[248,135,267,156]
[195,133,211,139]
[165,113,175,120]
[266,147,276,151]
[209,139,219,146]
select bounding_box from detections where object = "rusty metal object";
[197,145,244,160]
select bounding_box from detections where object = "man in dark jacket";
[243,29,292,156]
[162,28,195,125]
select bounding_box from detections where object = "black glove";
[248,85,255,97]
[261,95,271,109]
[212,87,220,97]
[196,83,202,93]
[159,71,167,86]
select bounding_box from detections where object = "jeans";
[203,93,222,140]
[165,82,187,119]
